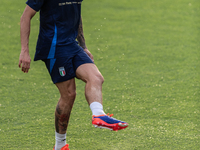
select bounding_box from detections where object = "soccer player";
[18,0,128,150]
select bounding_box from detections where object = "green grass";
[0,0,199,149]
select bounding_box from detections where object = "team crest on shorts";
[59,67,66,77]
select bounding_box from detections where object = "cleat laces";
[107,113,113,117]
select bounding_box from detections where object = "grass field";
[0,0,199,149]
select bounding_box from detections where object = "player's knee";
[94,73,104,85]
[68,90,76,100]
[100,74,104,84]
[61,89,76,101]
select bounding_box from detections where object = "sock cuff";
[90,102,103,109]
[55,131,66,140]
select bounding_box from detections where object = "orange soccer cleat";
[53,144,70,150]
[92,114,128,131]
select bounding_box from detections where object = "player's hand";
[18,50,31,73]
[84,48,94,62]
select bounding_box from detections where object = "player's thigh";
[55,78,76,98]
[76,63,104,83]
[72,49,103,83]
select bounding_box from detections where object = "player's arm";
[19,5,37,73]
[77,17,94,62]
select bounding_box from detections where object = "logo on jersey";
[59,1,82,6]
[59,67,66,77]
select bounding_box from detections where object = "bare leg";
[76,63,128,131]
[76,63,104,105]
[55,78,76,134]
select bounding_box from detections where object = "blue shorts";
[43,50,94,84]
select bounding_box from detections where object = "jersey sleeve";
[26,0,45,12]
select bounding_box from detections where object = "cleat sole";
[93,125,113,131]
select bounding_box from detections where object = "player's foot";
[53,144,70,150]
[92,113,128,131]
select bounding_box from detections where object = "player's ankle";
[90,102,106,116]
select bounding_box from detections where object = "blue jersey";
[26,0,83,61]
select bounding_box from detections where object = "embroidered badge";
[59,67,66,77]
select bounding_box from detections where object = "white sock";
[55,132,66,150]
[90,102,106,116]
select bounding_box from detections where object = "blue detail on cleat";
[93,115,125,124]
